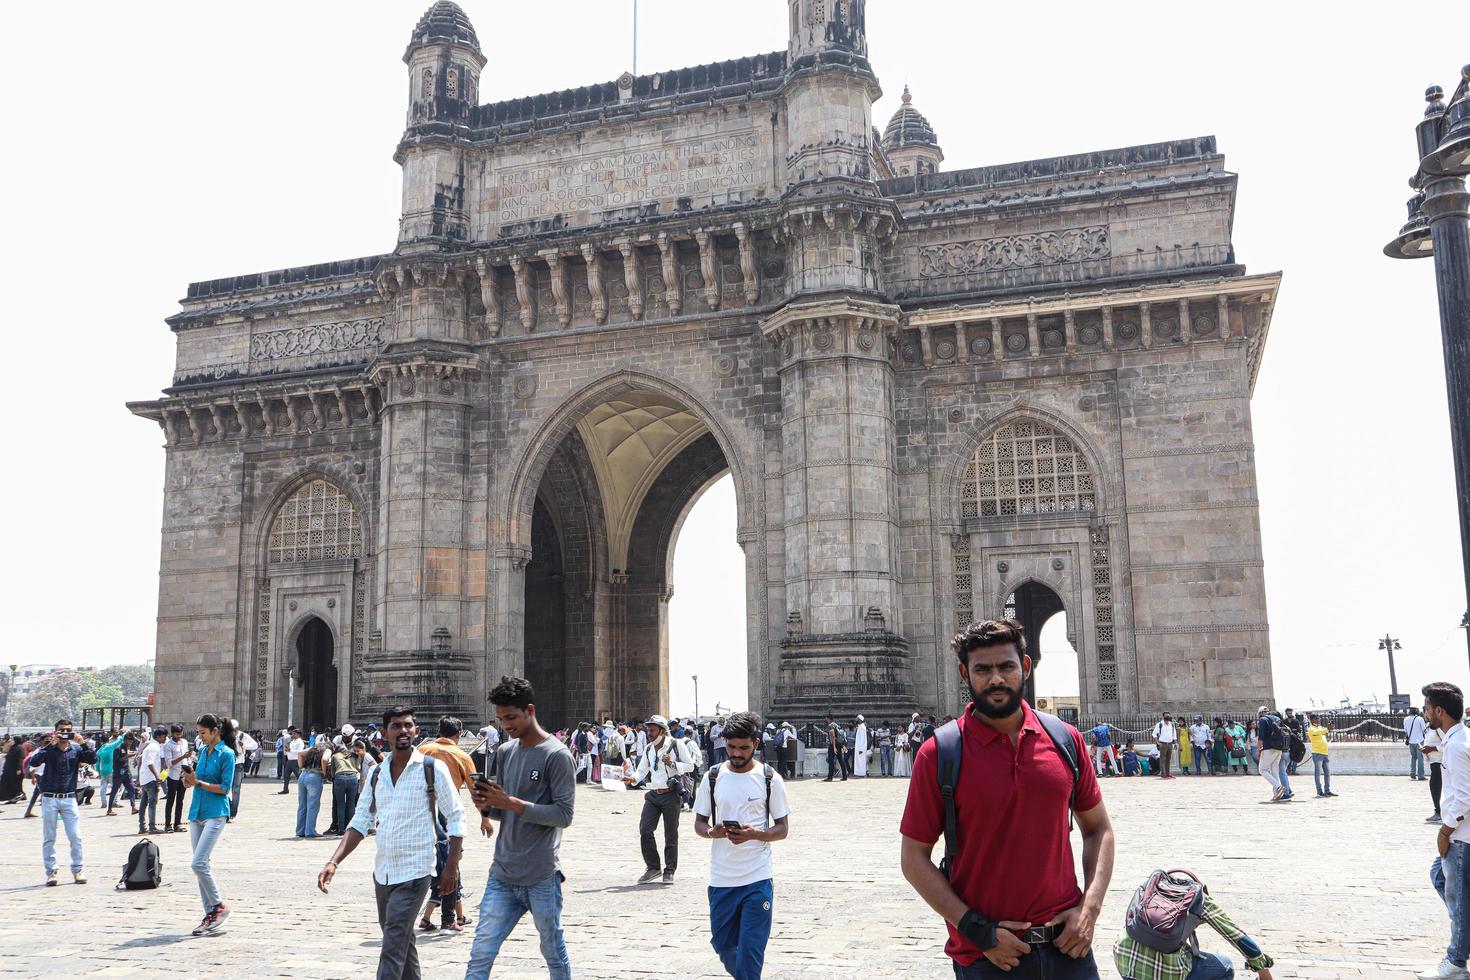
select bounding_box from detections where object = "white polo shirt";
[693,763,790,887]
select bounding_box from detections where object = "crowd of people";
[0,631,1450,980]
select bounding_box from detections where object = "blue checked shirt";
[347,750,465,885]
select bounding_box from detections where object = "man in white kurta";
[852,715,869,777]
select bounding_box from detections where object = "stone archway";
[1004,581,1066,710]
[521,394,734,725]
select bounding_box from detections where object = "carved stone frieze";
[918,226,1110,279]
[250,318,384,362]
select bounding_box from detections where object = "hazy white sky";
[6,1,1466,715]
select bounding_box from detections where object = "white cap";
[1257,705,1269,713]
[856,714,865,721]
[646,714,669,730]
[341,724,355,737]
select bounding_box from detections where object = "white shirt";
[1189,723,1212,746]
[693,763,790,887]
[854,723,869,751]
[162,738,189,780]
[711,724,726,750]
[239,732,258,754]
[1153,721,1177,743]
[1440,724,1470,843]
[346,750,465,885]
[289,738,306,761]
[1407,714,1428,745]
[630,735,693,789]
[138,740,164,786]
[480,726,501,749]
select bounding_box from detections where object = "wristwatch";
[958,909,998,951]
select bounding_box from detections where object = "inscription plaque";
[491,131,766,227]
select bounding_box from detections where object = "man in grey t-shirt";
[465,676,576,980]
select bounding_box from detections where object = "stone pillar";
[762,298,915,720]
[367,261,482,719]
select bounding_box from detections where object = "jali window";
[962,419,1096,518]
[268,479,363,564]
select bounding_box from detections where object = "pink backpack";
[1125,869,1206,952]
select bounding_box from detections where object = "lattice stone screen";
[962,419,1096,518]
[267,479,363,564]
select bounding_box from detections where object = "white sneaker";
[1418,958,1470,979]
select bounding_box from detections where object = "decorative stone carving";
[250,318,384,361]
[581,244,607,324]
[1004,333,1027,353]
[947,407,964,424]
[619,241,644,320]
[918,226,1109,279]
[970,336,992,355]
[1052,558,1064,571]
[658,235,680,316]
[935,338,956,360]
[510,255,536,331]
[513,375,537,400]
[856,328,876,351]
[695,230,719,310]
[713,353,737,378]
[997,560,1009,573]
[734,223,760,304]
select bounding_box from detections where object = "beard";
[969,677,1024,719]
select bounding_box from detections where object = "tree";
[11,670,125,727]
[95,664,154,705]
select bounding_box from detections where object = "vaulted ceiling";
[575,391,708,572]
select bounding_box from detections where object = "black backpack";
[935,710,1081,879]
[707,762,775,823]
[117,838,162,890]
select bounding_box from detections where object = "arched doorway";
[521,388,733,726]
[296,617,337,731]
[1004,582,1067,716]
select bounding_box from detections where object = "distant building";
[12,664,94,698]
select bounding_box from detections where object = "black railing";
[1079,710,1409,744]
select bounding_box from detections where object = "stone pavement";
[0,770,1445,978]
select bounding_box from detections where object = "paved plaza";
[0,770,1443,978]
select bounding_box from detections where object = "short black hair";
[54,719,72,730]
[1424,682,1465,722]
[382,705,416,726]
[170,725,183,735]
[722,712,762,742]
[952,618,1026,664]
[438,716,463,739]
[489,675,535,710]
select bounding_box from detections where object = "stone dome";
[882,86,939,150]
[408,2,481,55]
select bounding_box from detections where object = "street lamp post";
[6,664,16,728]
[1387,66,1470,671]
[692,675,699,721]
[1379,634,1403,696]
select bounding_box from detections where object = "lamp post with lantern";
[1385,65,1470,669]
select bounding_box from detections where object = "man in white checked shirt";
[318,706,465,980]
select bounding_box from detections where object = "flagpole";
[632,0,638,76]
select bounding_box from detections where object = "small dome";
[408,2,481,55]
[882,85,939,150]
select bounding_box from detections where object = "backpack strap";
[708,763,720,822]
[764,763,773,822]
[1035,711,1082,829]
[369,765,381,819]
[424,757,438,823]
[933,719,963,880]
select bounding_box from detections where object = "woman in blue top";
[183,713,236,936]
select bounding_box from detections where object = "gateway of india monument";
[129,1,1280,732]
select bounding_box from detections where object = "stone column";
[762,297,914,720]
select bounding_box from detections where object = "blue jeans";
[1186,951,1235,980]
[710,878,774,980]
[1433,841,1470,965]
[189,816,226,913]
[1277,753,1291,796]
[295,770,323,837]
[952,947,1099,979]
[1311,753,1332,795]
[880,745,894,776]
[464,874,571,980]
[1413,744,1428,779]
[331,772,360,833]
[108,769,136,809]
[40,796,83,874]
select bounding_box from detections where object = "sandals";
[456,913,471,927]
[418,919,438,932]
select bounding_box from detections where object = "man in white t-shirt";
[278,728,306,795]
[137,727,167,835]
[162,725,191,832]
[1152,712,1178,779]
[693,711,790,980]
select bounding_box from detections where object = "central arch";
[295,616,337,732]
[511,372,750,729]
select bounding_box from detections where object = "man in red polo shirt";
[900,619,1115,978]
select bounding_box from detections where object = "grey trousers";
[639,788,681,873]
[374,874,431,980]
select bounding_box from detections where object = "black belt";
[40,791,76,799]
[1018,924,1063,945]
